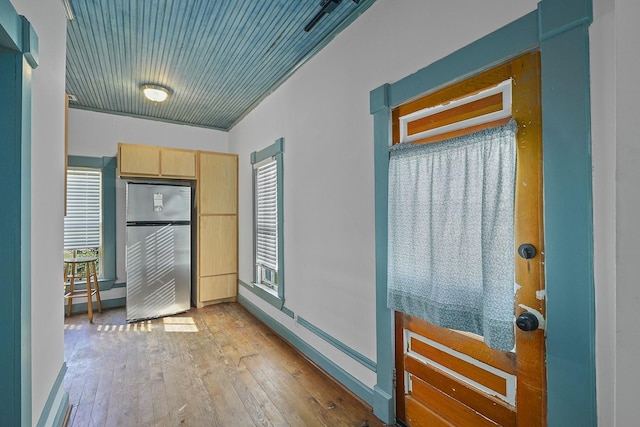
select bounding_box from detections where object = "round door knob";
[516,312,539,331]
[518,243,537,260]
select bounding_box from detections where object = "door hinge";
[393,368,397,388]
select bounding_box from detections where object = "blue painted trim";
[297,316,377,372]
[101,157,117,285]
[370,0,595,425]
[0,7,39,421]
[112,281,126,289]
[239,280,284,310]
[66,156,118,284]
[280,305,295,319]
[540,24,596,427]
[36,363,68,427]
[386,11,539,110]
[20,17,38,69]
[69,296,126,314]
[250,138,286,302]
[250,137,285,165]
[238,294,374,405]
[0,0,22,51]
[539,0,593,41]
[20,43,33,427]
[371,90,394,425]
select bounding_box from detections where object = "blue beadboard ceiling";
[65,0,375,131]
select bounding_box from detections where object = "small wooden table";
[64,257,103,323]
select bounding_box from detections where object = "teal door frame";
[370,0,595,425]
[0,1,39,425]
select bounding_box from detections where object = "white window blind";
[255,159,278,271]
[64,168,102,250]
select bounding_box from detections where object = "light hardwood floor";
[64,303,388,427]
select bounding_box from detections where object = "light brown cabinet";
[118,143,196,179]
[195,152,238,307]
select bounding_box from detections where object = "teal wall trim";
[386,11,538,110]
[370,86,395,425]
[0,0,22,51]
[20,50,33,426]
[297,316,377,372]
[239,280,285,311]
[250,137,285,164]
[238,294,375,406]
[539,0,593,41]
[541,24,596,427]
[67,156,118,284]
[0,4,38,424]
[35,363,68,427]
[370,0,595,425]
[69,296,126,314]
[20,16,38,69]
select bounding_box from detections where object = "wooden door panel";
[408,336,511,397]
[404,314,515,374]
[395,52,544,427]
[410,377,502,427]
[405,356,516,426]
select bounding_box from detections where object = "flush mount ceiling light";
[141,84,170,102]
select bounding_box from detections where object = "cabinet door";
[199,152,237,215]
[199,215,237,277]
[119,144,160,176]
[161,149,196,178]
[200,274,237,302]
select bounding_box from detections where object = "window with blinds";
[255,158,278,290]
[64,167,102,275]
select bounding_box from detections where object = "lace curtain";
[387,121,517,351]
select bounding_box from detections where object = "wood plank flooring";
[64,303,388,427]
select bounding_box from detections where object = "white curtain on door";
[387,121,517,351]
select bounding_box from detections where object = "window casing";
[251,138,284,305]
[65,156,117,288]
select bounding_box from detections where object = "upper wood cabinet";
[161,149,196,178]
[118,143,196,179]
[199,152,238,215]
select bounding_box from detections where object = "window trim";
[67,155,117,290]
[249,138,285,309]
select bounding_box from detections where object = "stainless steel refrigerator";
[125,182,192,322]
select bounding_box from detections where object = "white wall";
[68,109,229,286]
[590,0,616,425]
[229,0,538,390]
[10,0,68,423]
[614,0,640,425]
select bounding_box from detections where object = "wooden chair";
[64,257,103,323]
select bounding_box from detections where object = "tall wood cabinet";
[195,152,238,307]
[117,142,238,308]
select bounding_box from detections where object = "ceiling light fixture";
[141,84,170,102]
[62,0,75,21]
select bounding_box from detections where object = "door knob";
[517,243,537,260]
[516,311,539,331]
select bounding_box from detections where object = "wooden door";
[394,53,545,426]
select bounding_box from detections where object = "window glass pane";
[255,159,278,273]
[64,167,102,275]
